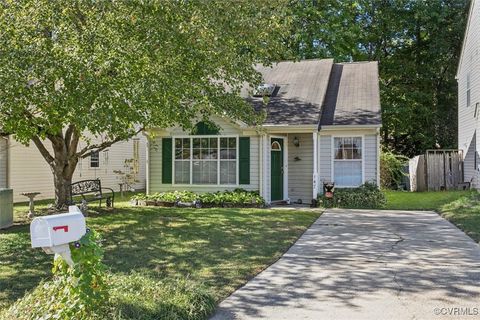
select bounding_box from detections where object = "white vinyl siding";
[458,0,480,187]
[467,73,472,107]
[319,135,333,182]
[364,135,379,184]
[288,133,313,203]
[8,134,146,202]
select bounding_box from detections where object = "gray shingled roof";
[251,59,334,125]
[247,59,381,127]
[320,61,381,126]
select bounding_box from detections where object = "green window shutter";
[239,137,250,185]
[162,138,172,184]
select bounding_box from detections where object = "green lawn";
[440,192,480,243]
[0,194,321,317]
[385,190,480,243]
[384,190,470,211]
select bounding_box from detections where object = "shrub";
[318,182,386,209]
[380,151,409,189]
[200,190,264,207]
[132,190,265,208]
[131,193,147,201]
[2,228,108,320]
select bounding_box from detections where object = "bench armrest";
[101,187,115,196]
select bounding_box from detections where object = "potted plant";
[176,191,198,208]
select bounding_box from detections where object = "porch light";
[293,136,300,147]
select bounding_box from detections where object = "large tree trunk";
[30,125,137,209]
[32,129,80,209]
[51,150,78,210]
[52,165,76,209]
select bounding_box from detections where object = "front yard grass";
[384,190,480,243]
[384,190,469,211]
[0,194,321,318]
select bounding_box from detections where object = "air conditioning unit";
[0,189,13,229]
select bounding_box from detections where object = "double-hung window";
[90,150,100,168]
[174,136,237,185]
[333,137,363,187]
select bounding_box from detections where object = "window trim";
[331,135,365,188]
[171,135,240,187]
[90,150,100,169]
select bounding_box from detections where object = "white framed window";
[467,73,471,107]
[173,136,238,185]
[333,136,363,187]
[90,150,100,168]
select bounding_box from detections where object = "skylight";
[253,83,276,97]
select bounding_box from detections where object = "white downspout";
[2,136,9,188]
[259,135,263,198]
[376,128,381,187]
[312,132,319,201]
[262,134,270,204]
[142,132,150,194]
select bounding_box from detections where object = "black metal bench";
[69,179,114,208]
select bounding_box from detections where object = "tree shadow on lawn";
[89,206,317,301]
[0,225,52,310]
[0,206,319,308]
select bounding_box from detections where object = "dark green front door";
[271,138,284,201]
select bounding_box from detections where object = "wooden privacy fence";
[409,149,464,192]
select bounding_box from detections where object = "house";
[0,134,146,202]
[457,0,480,188]
[146,59,382,205]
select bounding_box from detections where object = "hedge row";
[131,189,265,208]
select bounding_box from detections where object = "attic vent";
[253,83,276,97]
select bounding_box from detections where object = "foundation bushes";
[318,182,386,209]
[131,189,265,208]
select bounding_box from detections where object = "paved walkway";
[211,209,480,320]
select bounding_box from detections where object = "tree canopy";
[288,0,469,157]
[0,0,290,206]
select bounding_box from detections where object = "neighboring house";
[146,59,381,205]
[457,0,480,188]
[0,134,146,202]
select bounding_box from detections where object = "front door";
[271,138,284,201]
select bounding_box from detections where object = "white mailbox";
[30,205,86,266]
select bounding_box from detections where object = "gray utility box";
[0,189,13,229]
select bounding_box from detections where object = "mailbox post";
[30,206,86,266]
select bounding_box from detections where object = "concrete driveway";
[211,209,480,320]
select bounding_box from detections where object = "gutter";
[320,124,382,130]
